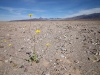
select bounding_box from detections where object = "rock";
[60,54,65,58]
[89,49,97,55]
[10,61,13,63]
[20,65,24,68]
[4,50,7,52]
[88,55,100,62]
[46,74,50,75]
[61,47,67,51]
[76,37,79,39]
[55,59,62,65]
[0,46,4,48]
[21,47,24,50]
[26,52,32,55]
[41,71,50,75]
[98,31,100,33]
[24,68,28,72]
[74,60,79,64]
[5,60,8,63]
[41,71,45,75]
[58,73,63,75]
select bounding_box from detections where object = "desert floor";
[0,21,100,75]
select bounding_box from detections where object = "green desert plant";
[27,52,39,63]
[26,14,41,63]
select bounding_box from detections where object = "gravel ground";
[0,21,100,75]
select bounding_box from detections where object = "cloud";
[31,10,45,12]
[0,6,43,21]
[0,6,13,12]
[0,14,38,21]
[66,8,100,18]
[0,6,45,15]
[0,6,25,15]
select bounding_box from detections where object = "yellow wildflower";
[4,40,7,42]
[8,44,12,46]
[28,14,33,17]
[24,24,26,27]
[46,43,50,47]
[36,29,41,33]
[13,63,17,67]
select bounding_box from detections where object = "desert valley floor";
[0,21,100,75]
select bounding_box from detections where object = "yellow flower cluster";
[46,43,50,47]
[36,30,41,33]
[4,39,12,47]
[28,14,33,17]
[8,44,12,46]
[24,24,26,27]
[4,39,7,42]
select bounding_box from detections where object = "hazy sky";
[0,0,100,21]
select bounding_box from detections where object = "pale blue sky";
[0,0,100,21]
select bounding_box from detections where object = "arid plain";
[0,21,100,75]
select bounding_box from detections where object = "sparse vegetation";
[0,21,100,75]
[26,52,39,63]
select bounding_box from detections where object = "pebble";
[74,60,79,64]
[96,52,100,55]
[5,60,8,63]
[88,55,99,62]
[61,47,67,51]
[60,54,65,58]
[7,34,10,36]
[24,68,28,72]
[58,73,63,75]
[46,74,50,75]
[18,49,21,51]
[21,47,24,50]
[98,31,100,33]
[0,46,4,48]
[54,63,56,65]
[27,39,30,41]
[69,42,72,44]
[50,60,52,62]
[20,65,24,68]
[9,57,12,60]
[4,50,7,52]
[42,50,44,52]
[64,35,67,38]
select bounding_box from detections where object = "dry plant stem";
[44,46,48,54]
[30,17,31,26]
[28,16,36,52]
[33,34,36,52]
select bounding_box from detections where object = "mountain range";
[65,13,100,20]
[11,13,100,21]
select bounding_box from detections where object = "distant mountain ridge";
[66,13,100,20]
[10,13,100,21]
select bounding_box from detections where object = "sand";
[0,21,100,75]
